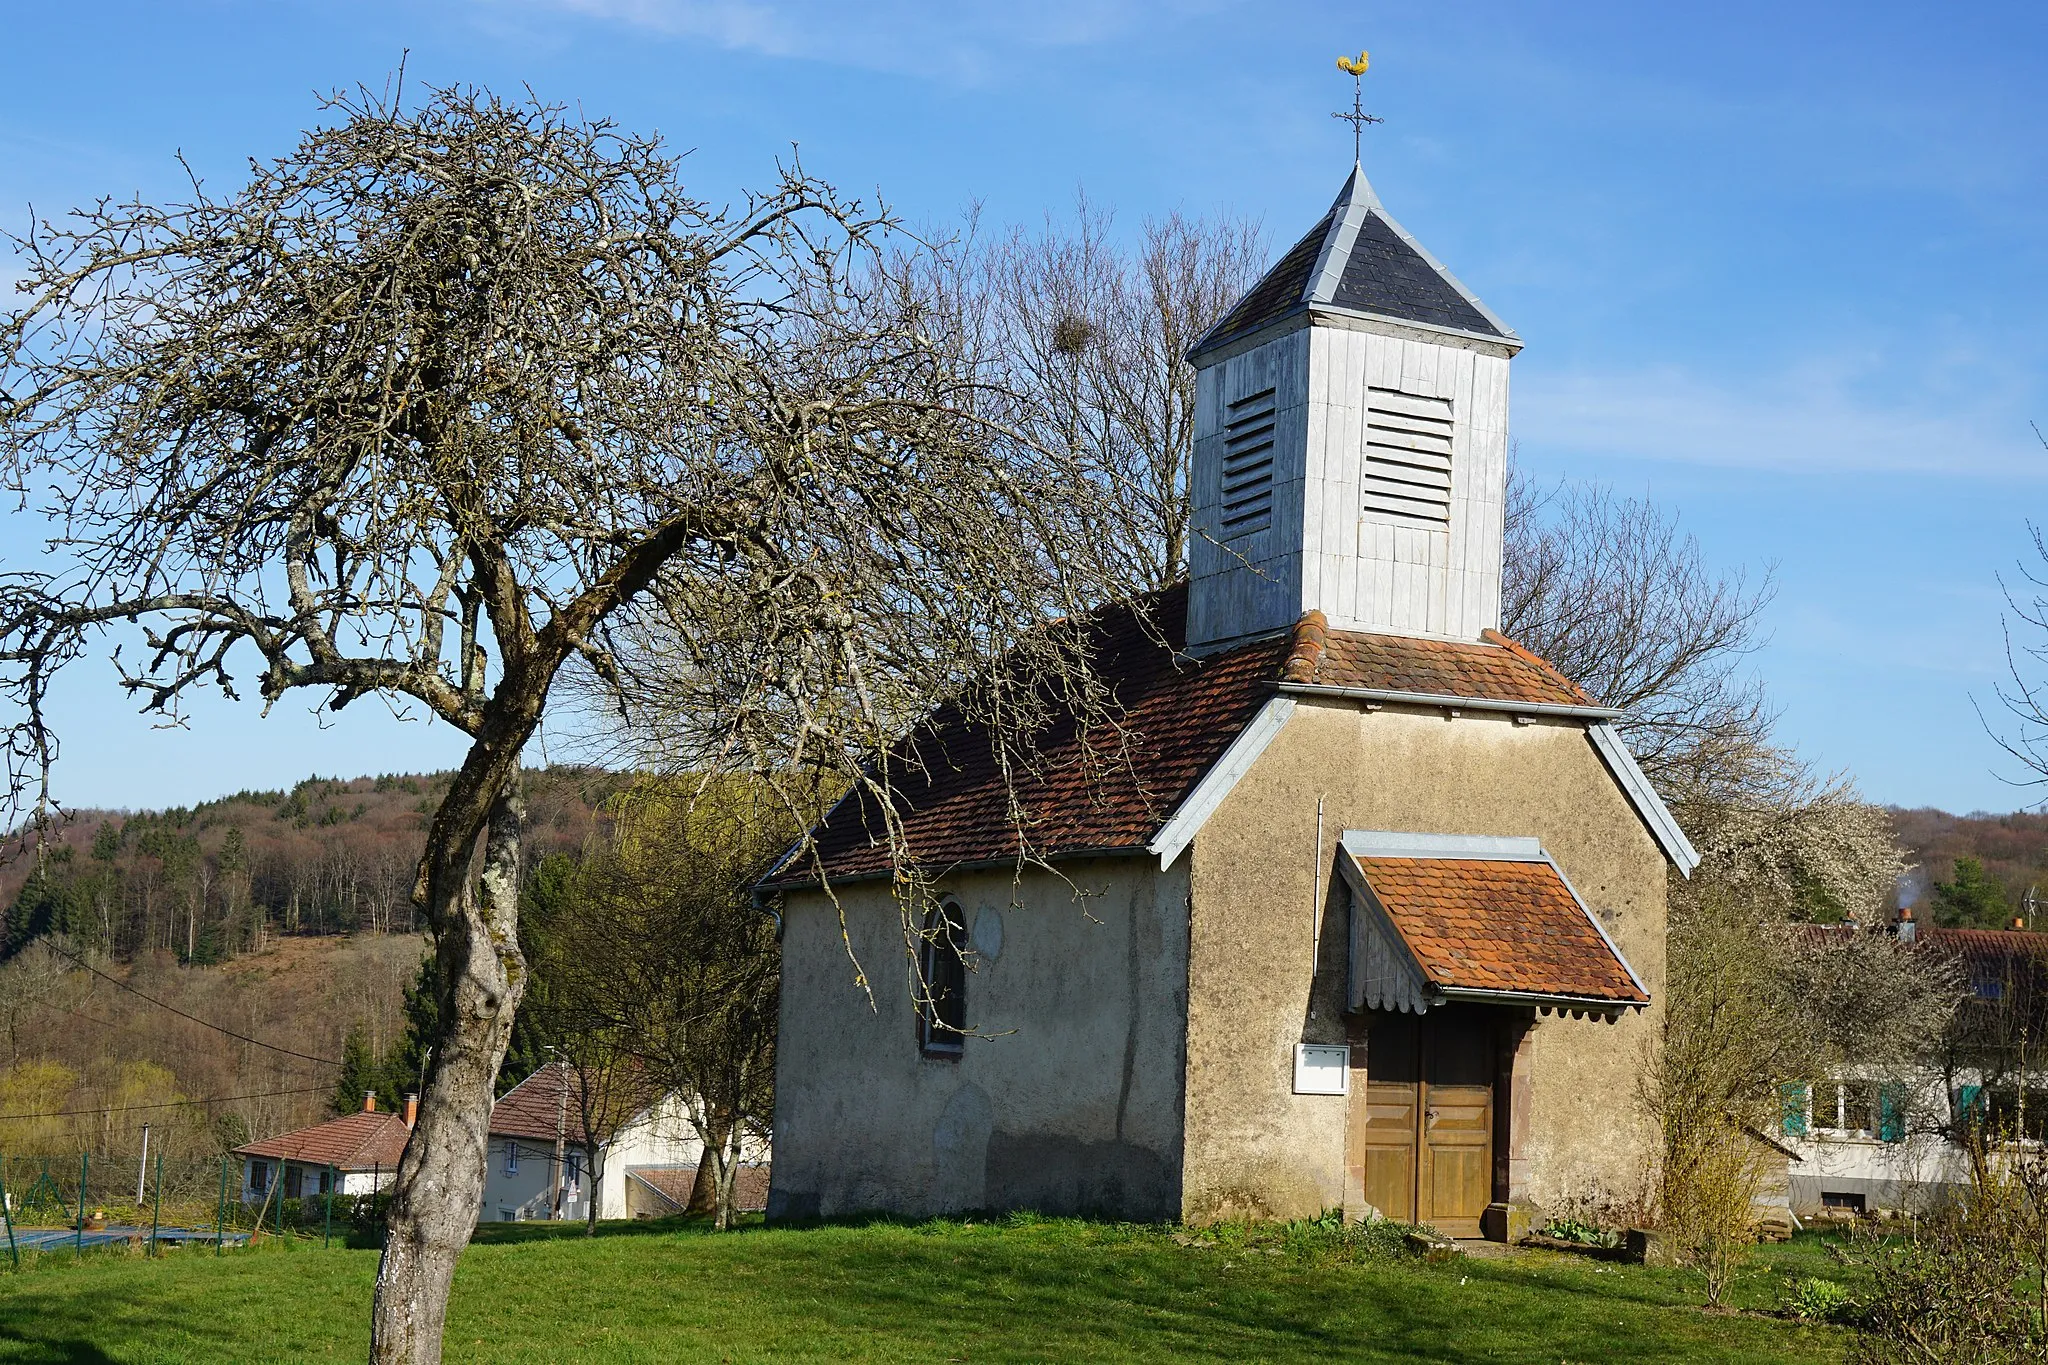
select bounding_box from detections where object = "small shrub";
[347,1191,393,1241]
[1539,1216,1622,1248]
[1784,1275,1858,1324]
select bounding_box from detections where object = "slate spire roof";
[1191,162,1519,359]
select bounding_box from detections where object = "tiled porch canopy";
[1339,831,1649,1020]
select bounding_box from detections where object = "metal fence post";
[217,1157,227,1256]
[75,1153,88,1261]
[1,1156,18,1271]
[149,1151,162,1259]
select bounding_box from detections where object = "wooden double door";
[1347,1009,1502,1238]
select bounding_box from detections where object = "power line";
[0,1083,332,1123]
[45,944,342,1067]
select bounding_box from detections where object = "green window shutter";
[1879,1083,1907,1143]
[1957,1084,1983,1130]
[1780,1082,1810,1137]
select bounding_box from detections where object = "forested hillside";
[1,766,625,964]
[0,766,629,1192]
[0,932,425,1198]
[1891,806,2048,925]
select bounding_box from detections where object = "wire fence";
[0,1150,385,1269]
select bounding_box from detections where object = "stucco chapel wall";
[1182,699,1667,1222]
[768,858,1191,1221]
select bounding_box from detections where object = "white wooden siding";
[1187,315,1509,651]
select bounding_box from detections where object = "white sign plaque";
[1293,1043,1350,1096]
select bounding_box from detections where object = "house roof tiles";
[1349,852,1649,1006]
[1307,623,1595,707]
[780,586,1603,886]
[490,1063,594,1145]
[234,1110,412,1172]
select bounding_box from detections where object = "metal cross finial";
[1333,51,1382,163]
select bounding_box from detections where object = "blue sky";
[3,0,2045,814]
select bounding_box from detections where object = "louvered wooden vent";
[1363,387,1454,525]
[1220,386,1278,538]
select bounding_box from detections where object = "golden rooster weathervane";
[1333,50,1382,164]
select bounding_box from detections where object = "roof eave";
[1277,680,1619,721]
[1189,300,1523,367]
[1587,723,1701,876]
[762,841,1155,894]
[1305,303,1522,354]
[1187,304,1311,365]
[1434,985,1646,1016]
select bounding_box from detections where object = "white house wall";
[240,1158,389,1204]
[478,1095,722,1223]
[1785,1071,1979,1215]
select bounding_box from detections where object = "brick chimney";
[362,1090,377,1114]
[1896,906,1917,945]
[403,1093,418,1128]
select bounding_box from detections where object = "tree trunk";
[583,1141,601,1236]
[368,776,526,1365]
[712,1133,740,1232]
[685,1116,729,1219]
[685,1113,741,1230]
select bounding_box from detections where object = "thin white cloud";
[476,0,1230,83]
[1516,363,2048,478]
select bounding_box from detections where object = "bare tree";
[540,1048,652,1234]
[1502,470,1775,805]
[1,84,1109,1363]
[1986,440,2048,798]
[971,200,1265,598]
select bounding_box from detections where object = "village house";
[238,1066,746,1223]
[478,1062,754,1223]
[234,1091,413,1203]
[1780,915,2048,1217]
[763,160,1696,1238]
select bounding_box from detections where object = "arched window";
[919,900,968,1057]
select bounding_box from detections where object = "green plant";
[1784,1275,1858,1324]
[1539,1217,1621,1248]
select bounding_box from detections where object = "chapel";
[762,157,1694,1237]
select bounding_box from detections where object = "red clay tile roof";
[1805,924,2048,988]
[1351,853,1648,1005]
[787,586,1289,884]
[782,586,1603,885]
[628,1164,770,1213]
[491,1064,596,1144]
[1919,926,2048,969]
[234,1110,412,1171]
[1305,625,1595,706]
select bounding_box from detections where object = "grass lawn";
[0,1216,1861,1364]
